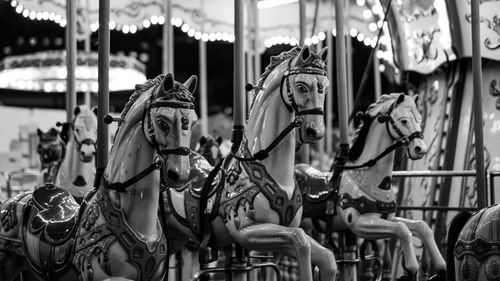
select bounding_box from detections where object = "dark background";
[0,1,397,124]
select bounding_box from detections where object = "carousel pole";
[66,0,77,122]
[84,0,91,107]
[373,46,382,100]
[299,0,310,163]
[345,0,353,114]
[252,0,260,89]
[163,0,174,73]
[96,0,110,178]
[335,0,358,280]
[470,0,487,208]
[246,4,254,112]
[325,11,333,155]
[231,2,247,280]
[199,0,208,136]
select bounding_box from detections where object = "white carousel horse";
[0,73,198,281]
[36,127,66,184]
[446,204,500,281]
[55,105,97,203]
[164,46,337,281]
[296,93,446,280]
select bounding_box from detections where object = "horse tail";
[446,211,472,281]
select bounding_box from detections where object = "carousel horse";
[163,46,337,281]
[446,204,500,281]
[0,73,198,281]
[195,135,224,166]
[296,93,447,280]
[36,127,66,184]
[55,105,97,203]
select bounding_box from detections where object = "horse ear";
[317,47,328,62]
[216,136,223,145]
[37,128,43,137]
[396,93,405,104]
[49,128,58,136]
[92,107,98,116]
[74,106,81,116]
[295,46,311,66]
[199,136,207,146]
[184,75,198,93]
[163,73,175,92]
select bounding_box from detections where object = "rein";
[234,56,326,162]
[335,102,423,170]
[104,98,195,193]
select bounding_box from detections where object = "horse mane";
[250,47,301,110]
[349,94,398,160]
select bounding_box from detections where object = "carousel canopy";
[9,0,383,49]
[0,50,146,92]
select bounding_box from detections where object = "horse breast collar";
[92,188,168,281]
[219,144,302,227]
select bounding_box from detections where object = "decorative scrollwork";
[465,14,500,50]
[411,28,440,63]
[395,0,437,23]
[490,79,500,110]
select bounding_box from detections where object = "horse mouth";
[80,155,94,162]
[72,175,87,187]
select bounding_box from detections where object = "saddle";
[28,183,79,245]
[295,164,333,203]
[22,183,80,280]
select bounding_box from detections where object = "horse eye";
[401,119,408,125]
[297,84,308,93]
[158,119,169,131]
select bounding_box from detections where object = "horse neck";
[246,85,296,199]
[105,123,160,237]
[349,121,395,182]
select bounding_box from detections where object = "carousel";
[0,0,499,281]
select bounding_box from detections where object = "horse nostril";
[167,170,180,181]
[415,146,422,153]
[80,151,86,157]
[305,127,317,138]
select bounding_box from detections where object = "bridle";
[234,55,327,162]
[335,100,424,170]
[104,96,195,193]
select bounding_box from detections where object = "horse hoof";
[427,270,446,281]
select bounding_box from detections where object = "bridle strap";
[159,146,191,156]
[103,157,163,193]
[74,137,96,151]
[335,103,423,170]
[233,116,304,162]
[150,100,195,109]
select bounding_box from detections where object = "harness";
[103,97,194,193]
[234,54,327,162]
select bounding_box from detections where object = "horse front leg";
[342,212,420,276]
[305,234,337,280]
[391,217,446,275]
[225,212,316,281]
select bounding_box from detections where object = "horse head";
[280,46,329,144]
[72,106,97,163]
[197,135,223,166]
[37,127,65,167]
[145,73,198,183]
[378,94,427,160]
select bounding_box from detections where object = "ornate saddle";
[28,183,80,245]
[22,183,80,280]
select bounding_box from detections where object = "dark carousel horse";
[196,135,224,166]
[295,93,446,280]
[447,204,500,281]
[36,128,66,184]
[164,46,337,281]
[0,73,198,281]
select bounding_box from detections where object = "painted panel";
[449,0,500,60]
[386,0,455,74]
